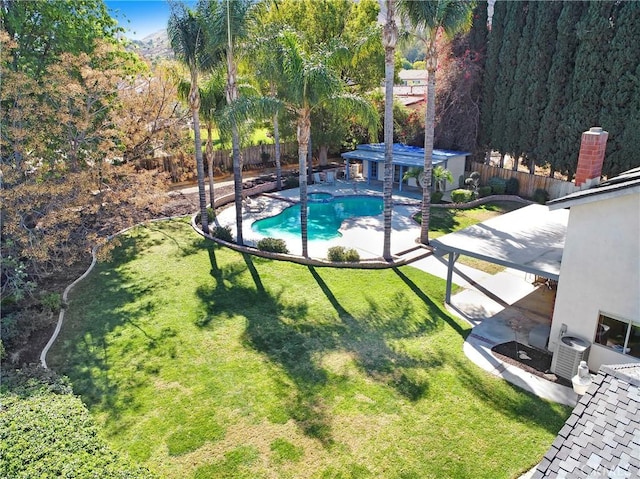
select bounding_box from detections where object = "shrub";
[533,188,550,204]
[343,248,360,263]
[207,207,215,222]
[285,176,299,189]
[478,186,493,198]
[40,292,62,312]
[211,226,233,242]
[451,189,474,203]
[327,246,360,263]
[257,237,289,254]
[488,177,507,195]
[431,191,444,204]
[505,177,520,195]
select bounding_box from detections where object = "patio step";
[395,245,433,264]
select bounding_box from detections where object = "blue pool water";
[252,195,383,241]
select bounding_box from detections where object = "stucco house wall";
[549,192,640,371]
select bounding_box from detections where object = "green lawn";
[49,219,569,479]
[191,127,274,150]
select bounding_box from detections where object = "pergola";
[430,204,569,303]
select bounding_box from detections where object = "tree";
[478,0,505,162]
[204,0,255,246]
[600,1,640,177]
[168,2,210,232]
[241,30,377,257]
[535,3,585,178]
[1,0,123,76]
[381,0,398,259]
[398,0,474,245]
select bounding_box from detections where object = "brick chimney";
[575,127,608,187]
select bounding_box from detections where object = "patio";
[213,178,424,260]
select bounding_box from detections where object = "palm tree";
[168,2,211,233]
[204,0,254,245]
[199,69,227,208]
[276,31,378,257]
[381,0,398,260]
[398,0,474,244]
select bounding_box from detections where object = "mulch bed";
[491,341,572,387]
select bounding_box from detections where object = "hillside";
[129,29,173,63]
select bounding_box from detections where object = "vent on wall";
[551,335,591,380]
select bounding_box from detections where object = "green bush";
[344,248,360,263]
[0,370,154,478]
[488,177,507,195]
[285,176,299,189]
[505,177,520,195]
[478,186,493,198]
[327,246,360,263]
[207,207,215,222]
[431,191,444,204]
[450,189,474,203]
[257,237,289,254]
[533,188,550,204]
[40,292,62,312]
[211,226,233,242]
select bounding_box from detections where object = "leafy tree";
[490,1,527,167]
[1,0,123,76]
[397,0,474,245]
[478,0,505,162]
[381,0,398,260]
[600,1,640,177]
[535,3,585,178]
[520,1,562,173]
[168,2,211,232]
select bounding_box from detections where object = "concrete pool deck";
[214,178,425,260]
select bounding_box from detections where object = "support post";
[399,165,404,191]
[445,252,458,304]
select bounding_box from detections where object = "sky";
[105,0,195,40]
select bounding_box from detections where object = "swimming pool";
[251,195,383,241]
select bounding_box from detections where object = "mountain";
[129,29,174,63]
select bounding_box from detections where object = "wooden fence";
[469,162,580,200]
[213,142,298,171]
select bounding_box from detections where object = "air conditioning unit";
[551,335,591,380]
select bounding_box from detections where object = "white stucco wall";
[549,192,640,371]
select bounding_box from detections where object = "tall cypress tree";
[560,1,616,179]
[478,0,505,162]
[536,3,586,178]
[600,1,640,177]
[504,2,536,168]
[521,1,562,173]
[490,1,528,165]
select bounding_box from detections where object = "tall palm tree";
[204,0,254,245]
[199,69,227,208]
[168,2,211,233]
[398,0,474,244]
[381,0,398,260]
[276,32,378,257]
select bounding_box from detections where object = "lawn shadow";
[308,266,445,402]
[198,249,334,445]
[392,267,470,340]
[448,353,572,434]
[429,208,459,234]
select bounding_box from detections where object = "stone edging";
[39,214,190,369]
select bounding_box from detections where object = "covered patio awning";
[430,204,569,303]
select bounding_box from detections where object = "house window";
[596,313,640,359]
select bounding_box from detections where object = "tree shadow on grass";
[447,353,572,434]
[429,208,459,235]
[392,267,470,341]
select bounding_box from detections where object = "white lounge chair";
[313,172,323,184]
[326,171,335,185]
